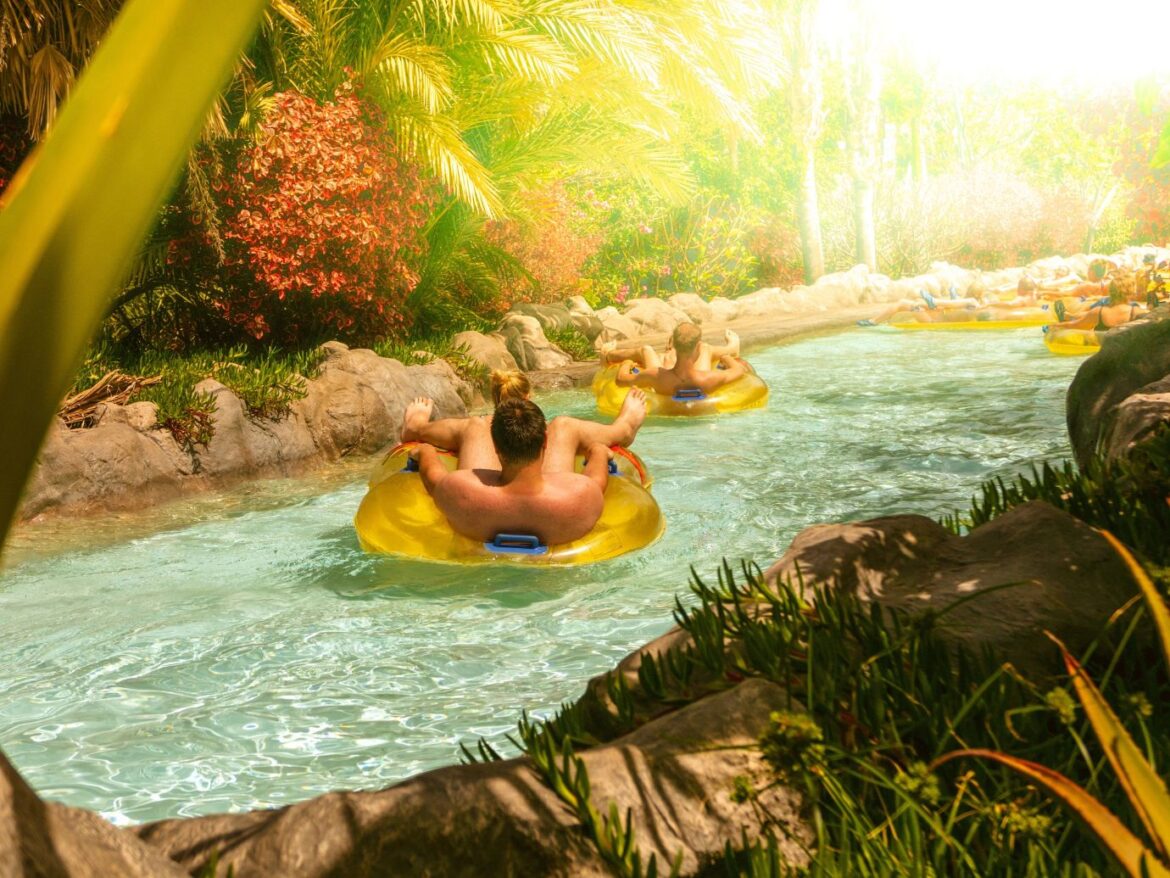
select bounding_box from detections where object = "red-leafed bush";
[211,79,432,344]
[1116,107,1170,246]
[484,182,601,308]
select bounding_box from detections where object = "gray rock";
[134,679,808,877]
[452,330,520,373]
[0,751,188,877]
[21,346,470,520]
[667,293,714,325]
[499,314,572,371]
[1100,375,1170,461]
[1066,309,1170,466]
[764,501,1136,677]
[123,401,158,432]
[622,298,691,334]
[594,307,641,342]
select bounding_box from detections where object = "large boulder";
[621,297,691,334]
[763,501,1136,677]
[135,679,809,877]
[706,297,740,323]
[593,307,641,343]
[498,314,573,371]
[509,302,575,333]
[667,293,714,325]
[1066,309,1170,467]
[452,330,519,373]
[0,751,187,876]
[21,416,192,518]
[735,287,788,319]
[1099,374,1170,462]
[21,342,471,520]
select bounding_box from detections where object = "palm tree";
[0,0,122,137]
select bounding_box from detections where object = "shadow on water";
[297,523,613,609]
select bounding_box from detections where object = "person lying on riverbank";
[599,326,741,371]
[403,391,647,545]
[606,322,747,397]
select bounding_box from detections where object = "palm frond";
[365,31,453,115]
[469,28,575,84]
[394,111,502,216]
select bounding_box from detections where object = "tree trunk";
[853,177,875,269]
[785,0,826,283]
[911,117,927,182]
[797,150,824,283]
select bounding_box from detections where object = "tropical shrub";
[484,182,602,308]
[582,185,762,305]
[1116,98,1170,245]
[208,78,433,346]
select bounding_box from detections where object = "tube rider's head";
[490,370,531,406]
[1107,280,1126,306]
[491,399,546,474]
[670,322,703,366]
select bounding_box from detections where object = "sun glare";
[827,0,1170,88]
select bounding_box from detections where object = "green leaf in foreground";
[936,534,1170,878]
[0,0,266,544]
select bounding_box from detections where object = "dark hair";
[671,322,702,357]
[491,399,546,463]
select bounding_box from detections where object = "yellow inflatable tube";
[354,443,664,564]
[889,308,1052,330]
[1044,327,1101,356]
[592,361,768,417]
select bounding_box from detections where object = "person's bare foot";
[723,329,740,357]
[613,387,647,444]
[402,397,434,440]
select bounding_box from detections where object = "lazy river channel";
[0,328,1080,824]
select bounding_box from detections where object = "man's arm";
[708,355,746,387]
[615,360,657,388]
[412,443,449,495]
[581,442,611,493]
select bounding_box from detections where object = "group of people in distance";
[860,254,1166,333]
[400,321,744,546]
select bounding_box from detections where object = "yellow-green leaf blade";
[1059,642,1170,858]
[0,0,266,544]
[1100,531,1170,671]
[934,749,1170,878]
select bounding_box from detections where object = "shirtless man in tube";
[402,389,647,545]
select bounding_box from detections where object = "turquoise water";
[0,329,1079,825]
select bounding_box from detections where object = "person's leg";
[543,388,648,472]
[697,329,740,368]
[401,397,476,450]
[599,341,648,367]
[454,415,501,471]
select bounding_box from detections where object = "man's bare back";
[433,468,604,544]
[405,390,647,546]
